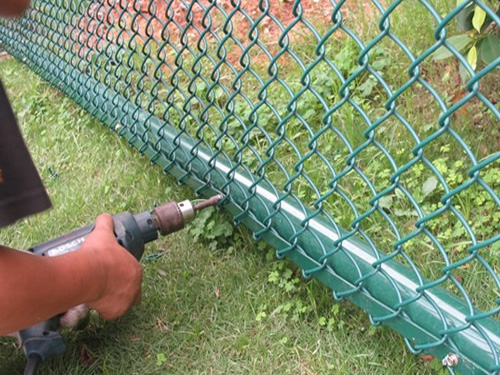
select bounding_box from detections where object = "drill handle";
[30,224,94,256]
[29,211,157,260]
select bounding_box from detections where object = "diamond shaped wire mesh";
[1,1,500,373]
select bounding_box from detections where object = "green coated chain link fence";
[1,0,500,373]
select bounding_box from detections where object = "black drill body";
[18,195,221,375]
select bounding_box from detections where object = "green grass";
[0,58,445,375]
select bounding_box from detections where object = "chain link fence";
[1,1,500,373]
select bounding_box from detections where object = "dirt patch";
[73,0,375,66]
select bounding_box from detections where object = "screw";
[442,353,459,367]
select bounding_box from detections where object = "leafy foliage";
[431,1,500,75]
[187,207,235,251]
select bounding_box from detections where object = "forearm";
[0,245,103,335]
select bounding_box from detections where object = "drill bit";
[194,194,223,212]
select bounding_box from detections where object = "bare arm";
[0,214,142,335]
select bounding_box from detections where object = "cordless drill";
[18,195,222,375]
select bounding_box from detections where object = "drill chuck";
[152,195,223,236]
[152,200,194,236]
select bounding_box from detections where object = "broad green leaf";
[422,176,438,197]
[431,34,472,60]
[456,3,476,31]
[479,35,500,64]
[458,62,470,82]
[472,6,487,33]
[468,45,478,70]
[255,311,266,322]
[379,195,393,210]
[156,353,167,366]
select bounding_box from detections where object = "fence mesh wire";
[1,1,500,373]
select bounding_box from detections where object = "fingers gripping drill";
[19,195,222,375]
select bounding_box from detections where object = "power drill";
[18,195,222,375]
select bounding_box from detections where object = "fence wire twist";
[1,1,500,374]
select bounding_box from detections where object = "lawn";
[0,58,441,374]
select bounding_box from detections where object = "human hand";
[81,214,143,320]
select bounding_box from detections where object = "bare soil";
[74,0,373,66]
